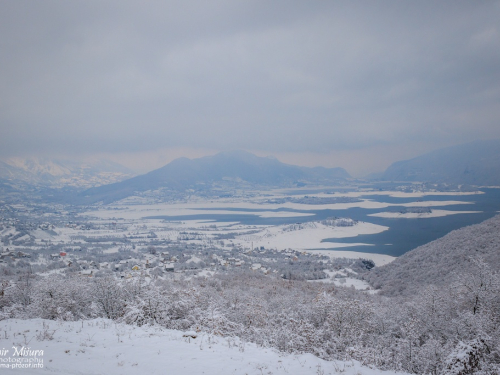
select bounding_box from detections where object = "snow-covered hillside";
[0,157,134,188]
[0,319,407,375]
[365,214,500,296]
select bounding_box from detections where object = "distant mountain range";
[4,139,498,202]
[79,151,350,203]
[0,157,134,189]
[381,140,500,186]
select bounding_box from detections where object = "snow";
[233,221,388,252]
[308,269,375,291]
[1,227,18,237]
[368,209,482,219]
[4,157,70,176]
[309,275,375,291]
[303,250,395,266]
[195,269,215,278]
[74,193,481,265]
[186,255,203,264]
[84,204,316,220]
[14,234,31,242]
[29,230,55,240]
[308,270,377,292]
[82,197,473,221]
[340,190,482,198]
[1,157,133,188]
[0,319,408,375]
[255,211,315,218]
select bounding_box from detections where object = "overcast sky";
[1,1,499,176]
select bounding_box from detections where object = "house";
[164,263,175,272]
[251,263,262,271]
[185,256,203,269]
[0,252,13,260]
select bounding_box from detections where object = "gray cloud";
[1,0,499,174]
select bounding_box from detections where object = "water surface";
[147,188,500,257]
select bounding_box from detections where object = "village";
[0,201,376,290]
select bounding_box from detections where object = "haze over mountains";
[78,140,500,204]
[2,140,500,203]
[0,157,134,188]
[80,150,350,203]
[381,140,500,186]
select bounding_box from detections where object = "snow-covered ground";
[332,190,482,198]
[303,250,395,266]
[0,319,408,375]
[5,190,483,269]
[233,221,388,252]
[368,209,482,219]
[83,196,474,220]
[68,191,482,265]
[308,270,376,292]
[66,203,395,262]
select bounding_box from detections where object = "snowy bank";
[0,319,408,375]
[234,221,389,252]
[368,209,482,219]
[303,249,396,266]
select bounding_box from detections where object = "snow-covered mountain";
[0,157,135,189]
[381,140,500,185]
[80,150,350,203]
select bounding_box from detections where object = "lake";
[147,188,500,257]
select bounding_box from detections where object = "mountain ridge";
[79,150,350,204]
[381,140,500,185]
[0,157,135,189]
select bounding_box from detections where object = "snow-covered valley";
[0,188,499,374]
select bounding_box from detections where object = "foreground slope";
[365,214,500,296]
[382,140,500,185]
[0,319,406,375]
[80,151,350,203]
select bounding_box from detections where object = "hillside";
[364,214,500,296]
[79,151,350,203]
[0,157,134,189]
[0,319,406,375]
[381,140,500,185]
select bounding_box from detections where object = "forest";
[0,251,498,374]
